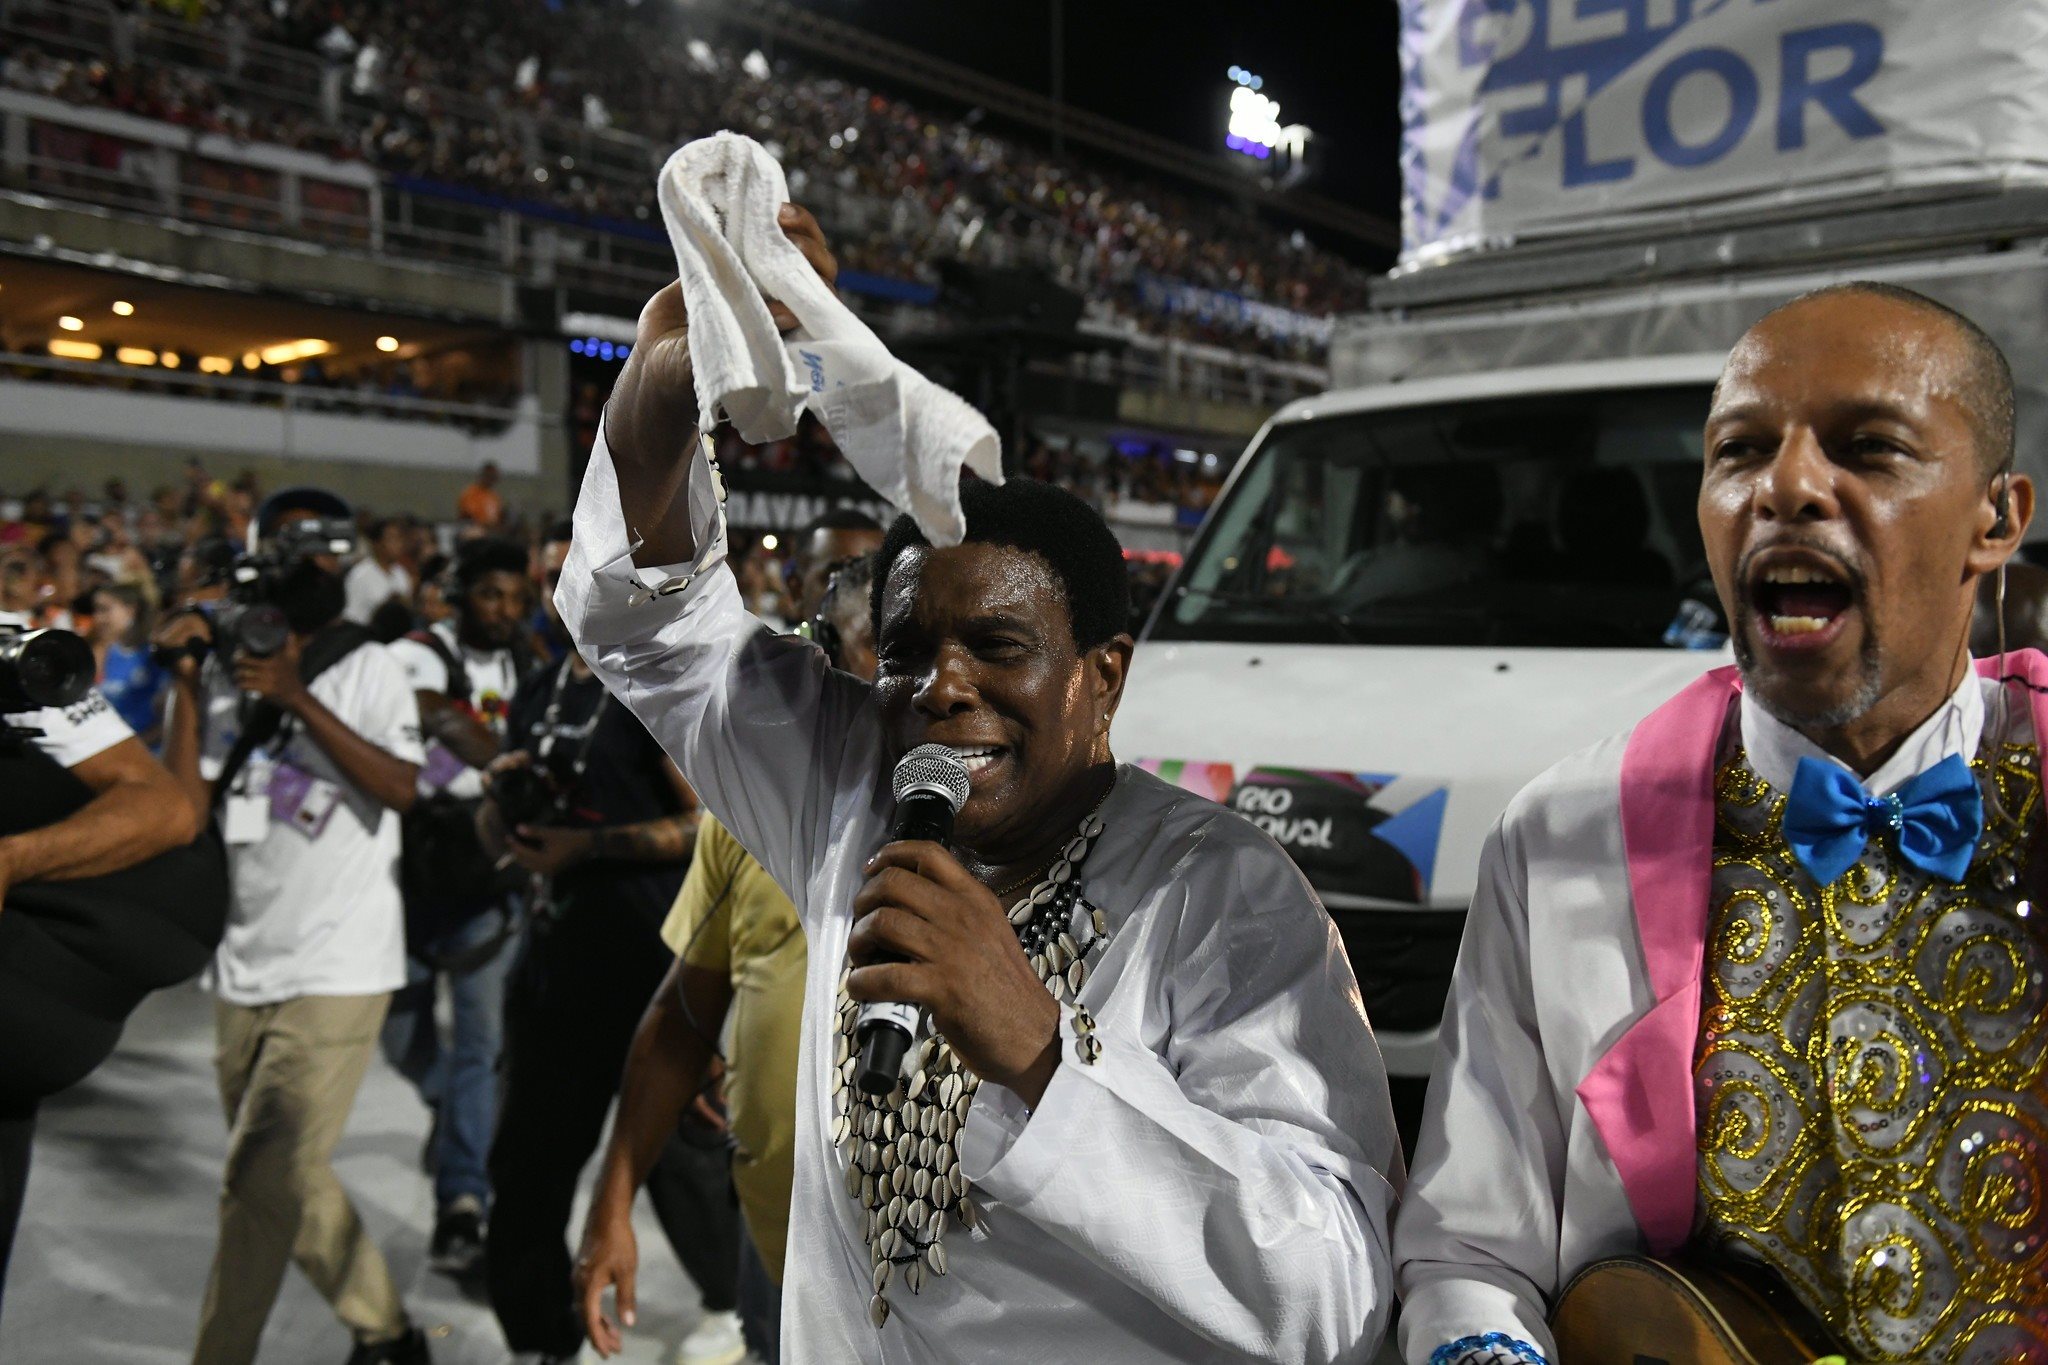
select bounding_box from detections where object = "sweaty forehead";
[1715,294,1970,425]
[880,542,1069,633]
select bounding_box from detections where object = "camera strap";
[535,654,609,787]
[211,621,374,807]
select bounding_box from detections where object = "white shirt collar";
[1740,664,1983,797]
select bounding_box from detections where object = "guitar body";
[1550,1255,1847,1365]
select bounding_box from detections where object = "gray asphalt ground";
[2,983,703,1365]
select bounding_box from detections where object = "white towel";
[657,131,1002,546]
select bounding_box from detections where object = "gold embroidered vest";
[1696,726,2048,1363]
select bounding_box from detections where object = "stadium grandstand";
[0,0,1381,629]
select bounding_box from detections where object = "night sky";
[795,0,1406,261]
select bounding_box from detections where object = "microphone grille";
[892,743,971,813]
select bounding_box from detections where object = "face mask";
[275,560,346,634]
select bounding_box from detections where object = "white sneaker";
[675,1309,747,1365]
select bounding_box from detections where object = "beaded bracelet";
[1427,1332,1549,1365]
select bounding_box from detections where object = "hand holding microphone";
[852,744,971,1094]
[847,745,1065,1107]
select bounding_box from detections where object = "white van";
[1113,354,1733,1080]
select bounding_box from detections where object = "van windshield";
[1150,384,1722,649]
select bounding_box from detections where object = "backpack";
[397,628,524,966]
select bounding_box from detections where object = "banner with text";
[1398,0,2048,267]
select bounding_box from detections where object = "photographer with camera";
[381,537,532,1278]
[0,617,223,1324]
[154,487,434,1365]
[478,527,726,1365]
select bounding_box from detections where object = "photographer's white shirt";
[342,556,413,625]
[20,688,132,768]
[198,640,424,1005]
[387,620,521,800]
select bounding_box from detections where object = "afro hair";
[869,478,1130,650]
[452,536,530,597]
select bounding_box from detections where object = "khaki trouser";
[192,993,407,1365]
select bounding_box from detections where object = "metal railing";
[1056,325,1329,409]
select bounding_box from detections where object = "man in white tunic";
[1396,284,2048,1364]
[560,206,1402,1364]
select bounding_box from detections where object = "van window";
[1152,385,1718,648]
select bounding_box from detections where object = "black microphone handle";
[891,790,958,844]
[857,788,959,1094]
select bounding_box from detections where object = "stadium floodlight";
[49,339,103,361]
[376,335,400,353]
[199,356,235,375]
[1226,80,1310,163]
[58,316,83,331]
[116,347,158,367]
[111,300,135,317]
[242,352,261,370]
[161,351,181,368]
[258,338,332,366]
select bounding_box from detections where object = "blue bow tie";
[1782,753,1982,886]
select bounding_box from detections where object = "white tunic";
[559,430,1404,1363]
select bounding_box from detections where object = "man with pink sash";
[1395,284,2048,1365]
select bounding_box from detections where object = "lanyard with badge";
[219,665,345,846]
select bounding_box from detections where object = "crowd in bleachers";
[3,0,1369,358]
[0,436,1207,733]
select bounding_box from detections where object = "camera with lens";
[157,514,358,669]
[489,764,562,829]
[490,740,586,830]
[0,621,95,716]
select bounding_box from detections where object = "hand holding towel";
[656,131,1002,546]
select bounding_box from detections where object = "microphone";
[854,743,972,1096]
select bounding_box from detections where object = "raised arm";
[555,208,872,903]
[604,205,836,569]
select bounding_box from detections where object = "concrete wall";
[0,381,543,474]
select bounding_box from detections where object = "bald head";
[1733,283,2014,474]
[1701,280,2036,763]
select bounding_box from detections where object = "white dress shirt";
[1738,666,1982,797]
[559,430,1403,1363]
